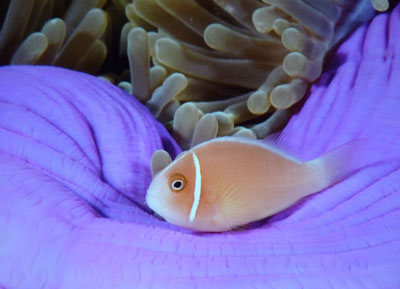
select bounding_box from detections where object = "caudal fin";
[307,139,374,186]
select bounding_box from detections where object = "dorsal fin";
[263,132,305,162]
[193,134,304,163]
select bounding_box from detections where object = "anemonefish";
[146,137,360,232]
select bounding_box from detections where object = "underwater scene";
[0,0,399,288]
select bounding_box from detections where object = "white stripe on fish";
[189,151,202,222]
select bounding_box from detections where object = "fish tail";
[307,139,371,187]
[308,138,400,188]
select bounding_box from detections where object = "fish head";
[146,149,219,231]
[146,150,199,228]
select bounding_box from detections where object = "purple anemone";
[1,4,400,289]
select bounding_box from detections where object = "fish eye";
[170,176,185,192]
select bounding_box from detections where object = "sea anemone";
[0,0,126,74]
[0,0,393,149]
[1,1,400,288]
[124,0,392,149]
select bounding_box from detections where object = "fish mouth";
[146,192,187,227]
[145,192,156,211]
[145,192,166,221]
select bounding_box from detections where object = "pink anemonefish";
[146,137,360,232]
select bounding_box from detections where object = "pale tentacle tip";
[151,149,172,177]
[371,0,389,11]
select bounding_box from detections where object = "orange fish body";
[146,137,354,232]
